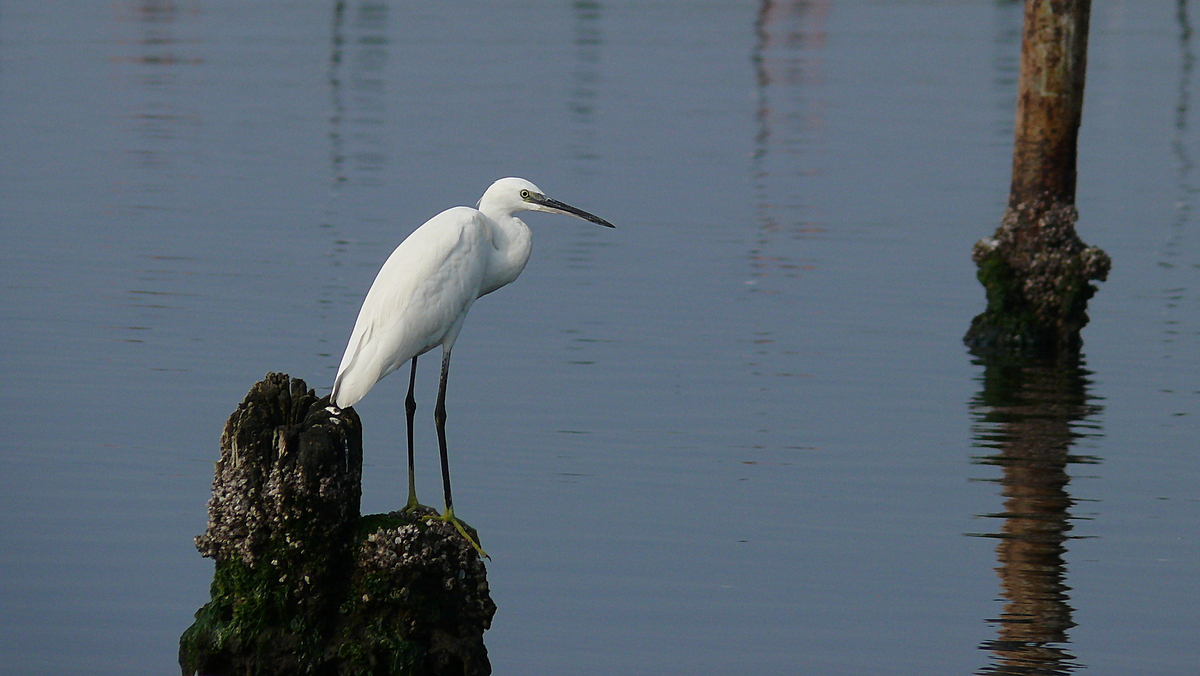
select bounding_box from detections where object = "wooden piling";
[180,373,495,676]
[966,0,1111,354]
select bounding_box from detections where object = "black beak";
[533,194,616,228]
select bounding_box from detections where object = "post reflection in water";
[1165,0,1198,371]
[327,0,390,191]
[323,0,391,339]
[111,0,203,198]
[749,0,829,290]
[568,0,603,172]
[968,354,1102,676]
[110,1,205,349]
[559,1,607,273]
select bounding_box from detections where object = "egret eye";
[519,189,531,200]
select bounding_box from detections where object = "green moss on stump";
[180,555,330,676]
[180,374,494,676]
[966,203,1110,356]
[334,512,494,675]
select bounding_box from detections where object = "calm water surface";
[1,1,1196,674]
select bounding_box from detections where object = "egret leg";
[400,357,425,514]
[429,347,488,559]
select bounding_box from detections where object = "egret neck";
[477,192,534,298]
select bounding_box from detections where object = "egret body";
[331,177,614,556]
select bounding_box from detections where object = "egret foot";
[423,507,488,559]
[400,494,437,518]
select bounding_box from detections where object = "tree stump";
[180,373,495,676]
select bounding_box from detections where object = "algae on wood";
[966,0,1111,355]
[181,373,495,676]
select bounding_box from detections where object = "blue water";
[1,1,1196,674]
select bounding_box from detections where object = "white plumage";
[329,177,614,556]
[332,206,499,408]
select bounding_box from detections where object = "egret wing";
[332,207,490,406]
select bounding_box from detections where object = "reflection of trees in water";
[969,354,1101,676]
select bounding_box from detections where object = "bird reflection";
[968,353,1102,676]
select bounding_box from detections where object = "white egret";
[331,177,614,556]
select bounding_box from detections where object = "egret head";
[480,177,615,228]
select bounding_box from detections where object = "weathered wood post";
[180,373,496,676]
[966,0,1111,354]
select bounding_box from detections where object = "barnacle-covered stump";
[965,0,1110,355]
[966,203,1110,354]
[180,373,495,676]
